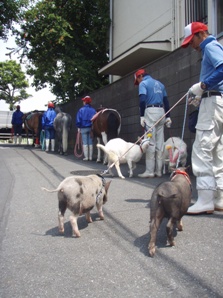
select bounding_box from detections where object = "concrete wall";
[63,45,201,164]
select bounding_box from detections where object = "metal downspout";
[109,0,113,83]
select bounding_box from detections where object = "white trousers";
[192,95,223,190]
[144,107,165,159]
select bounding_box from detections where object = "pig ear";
[105,180,112,192]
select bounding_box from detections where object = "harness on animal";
[91,108,120,123]
[91,109,106,122]
[170,169,192,190]
[100,93,188,176]
[96,174,106,202]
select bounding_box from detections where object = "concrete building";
[99,0,223,81]
[63,0,223,163]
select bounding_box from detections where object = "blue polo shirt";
[139,75,167,105]
[200,35,223,92]
[138,75,170,117]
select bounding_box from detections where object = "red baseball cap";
[48,102,55,108]
[181,22,208,48]
[134,69,145,85]
[82,96,92,104]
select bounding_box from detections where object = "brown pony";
[91,108,121,162]
[23,111,43,146]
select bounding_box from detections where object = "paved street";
[0,144,222,298]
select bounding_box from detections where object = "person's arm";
[139,94,146,116]
[42,114,45,128]
[163,96,170,118]
[203,63,223,89]
[76,110,81,128]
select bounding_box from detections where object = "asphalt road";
[0,144,222,298]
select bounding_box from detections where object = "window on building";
[216,0,223,37]
[185,0,208,24]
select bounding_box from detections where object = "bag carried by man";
[188,109,199,133]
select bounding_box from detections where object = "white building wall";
[112,0,184,58]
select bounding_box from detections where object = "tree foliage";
[0,0,29,40]
[14,0,111,102]
[0,60,31,110]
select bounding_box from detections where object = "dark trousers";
[13,124,23,136]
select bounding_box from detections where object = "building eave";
[99,41,171,76]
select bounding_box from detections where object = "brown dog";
[148,167,192,257]
[42,174,111,237]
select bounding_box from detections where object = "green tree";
[14,0,110,102]
[0,0,29,40]
[0,60,31,110]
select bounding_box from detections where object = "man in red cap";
[76,96,96,161]
[182,22,223,214]
[134,69,172,178]
[42,102,57,152]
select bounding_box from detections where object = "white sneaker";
[138,171,154,178]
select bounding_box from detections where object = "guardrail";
[0,133,34,140]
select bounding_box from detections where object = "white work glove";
[140,116,146,128]
[165,117,172,128]
[188,82,203,107]
[188,96,201,107]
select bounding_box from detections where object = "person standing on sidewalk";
[134,69,172,178]
[76,96,96,161]
[11,105,24,145]
[42,102,57,152]
[181,22,223,214]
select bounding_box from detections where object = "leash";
[96,174,106,202]
[100,93,188,176]
[74,131,83,158]
[175,93,189,168]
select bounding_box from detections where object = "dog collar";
[139,139,150,153]
[170,169,191,186]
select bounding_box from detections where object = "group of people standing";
[134,21,223,216]
[11,102,57,152]
[10,21,223,216]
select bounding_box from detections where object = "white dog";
[163,137,187,174]
[97,137,151,179]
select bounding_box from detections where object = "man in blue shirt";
[76,96,96,161]
[11,105,24,145]
[42,102,57,152]
[134,69,172,178]
[182,22,223,214]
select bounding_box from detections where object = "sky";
[0,35,56,112]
